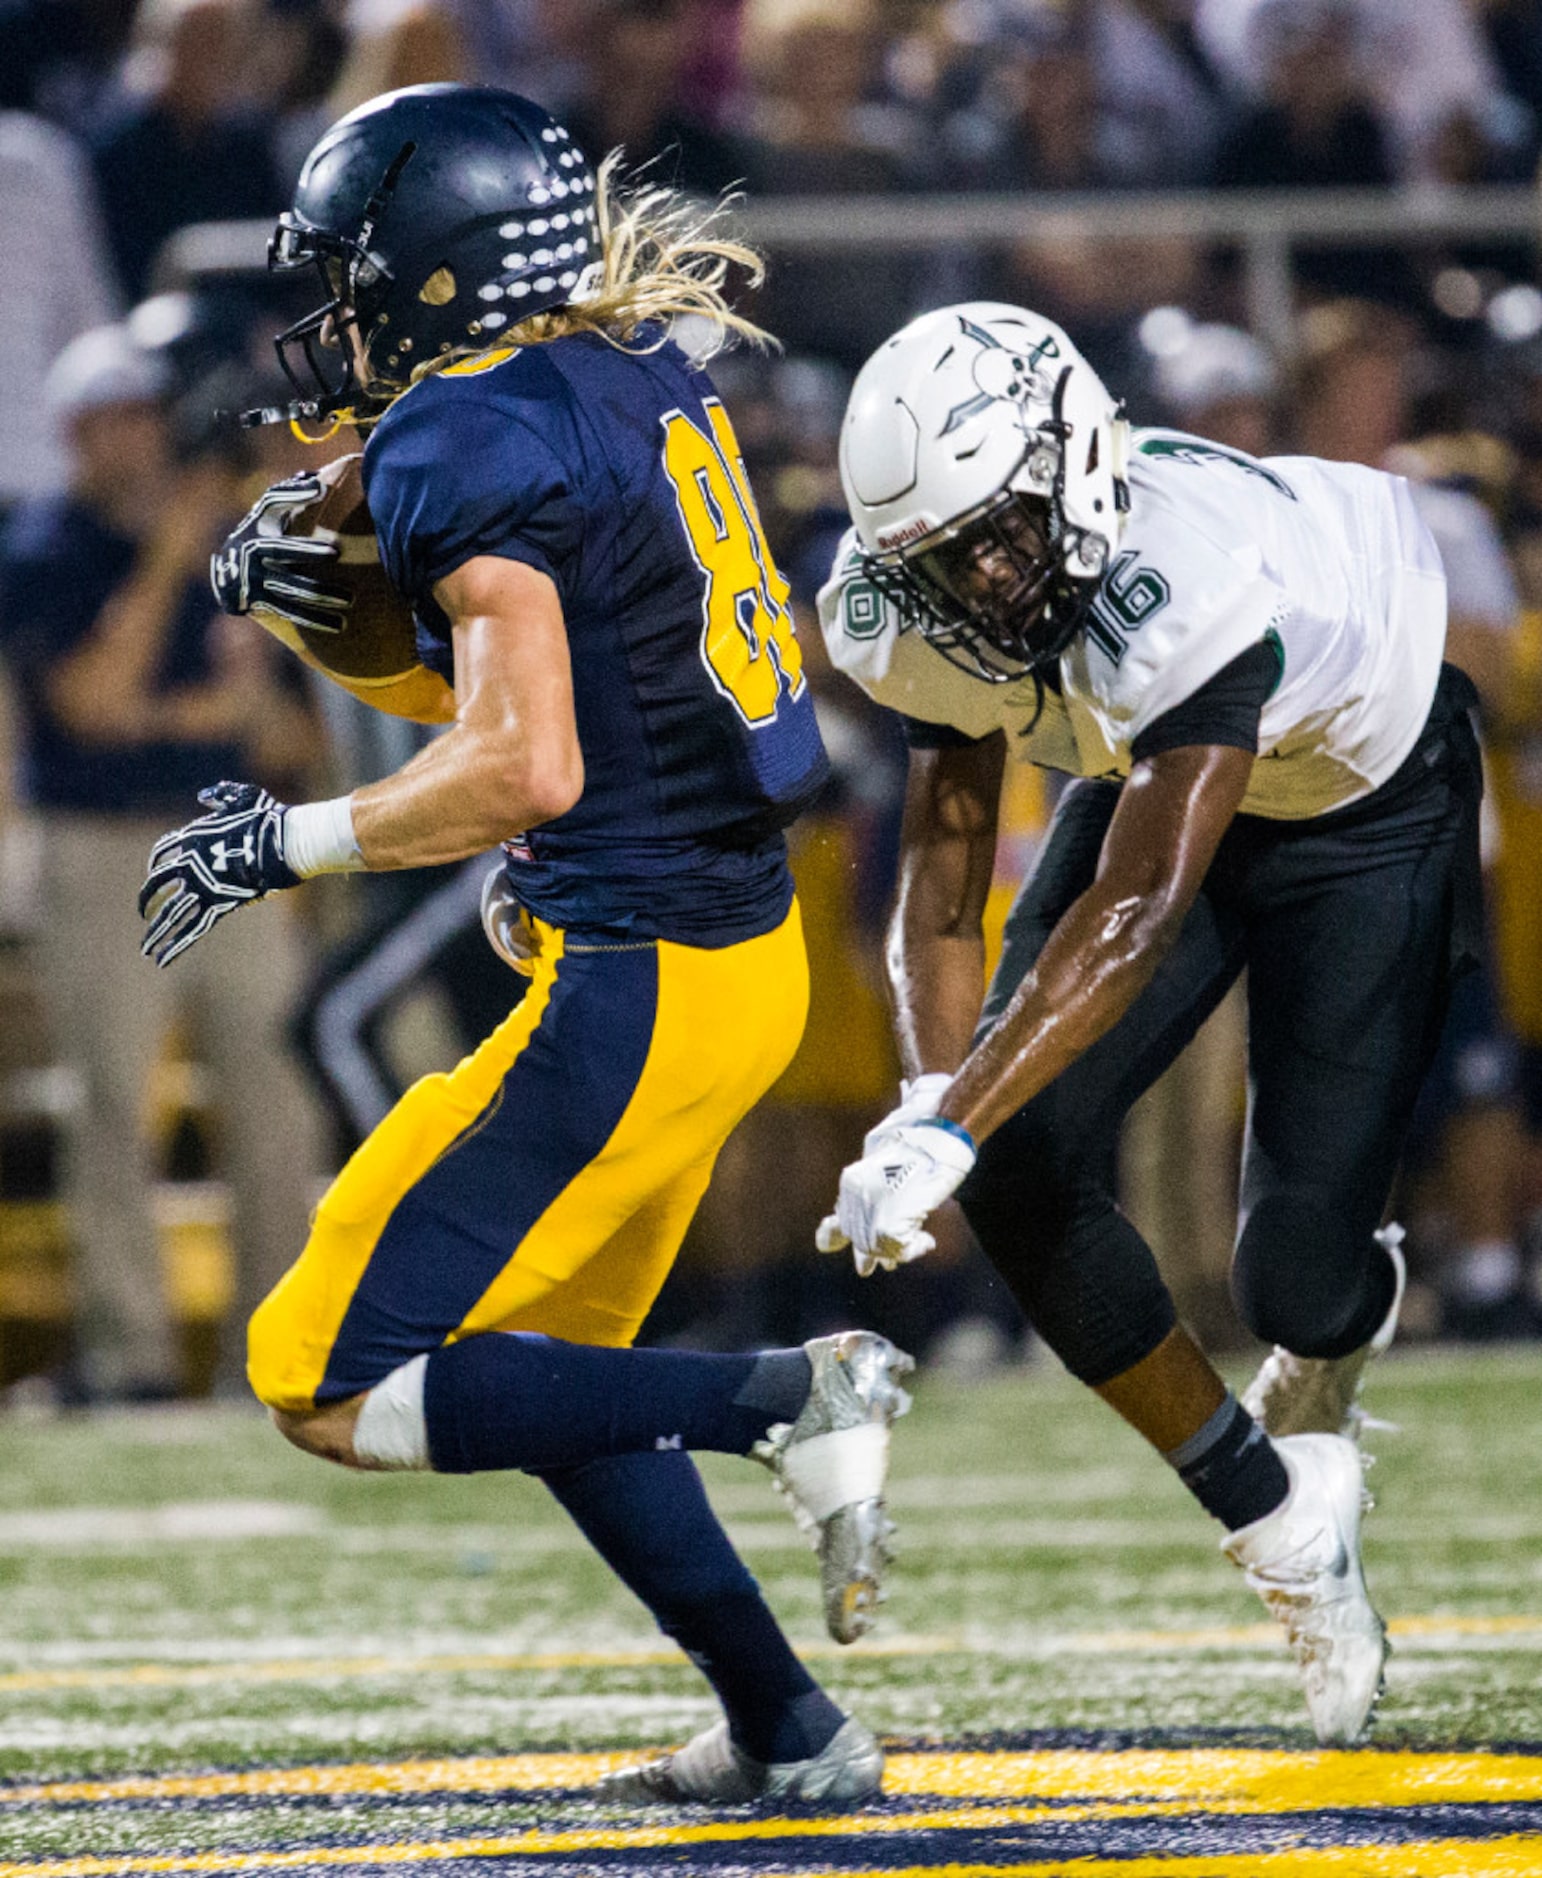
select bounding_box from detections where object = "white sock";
[352,1354,431,1469]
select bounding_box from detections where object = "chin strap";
[289,409,357,445]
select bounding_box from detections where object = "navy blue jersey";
[363,330,829,944]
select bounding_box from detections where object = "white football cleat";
[753,1330,914,1644]
[1223,1432,1388,1745]
[597,1714,883,1806]
[1242,1225,1406,1442]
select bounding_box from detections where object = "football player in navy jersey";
[135,84,911,1805]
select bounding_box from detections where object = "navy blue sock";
[541,1449,844,1765]
[423,1332,810,1475]
[1164,1393,1290,1532]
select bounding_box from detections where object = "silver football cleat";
[753,1330,914,1644]
[1242,1225,1406,1443]
[1223,1431,1388,1745]
[597,1714,884,1806]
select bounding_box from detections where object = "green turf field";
[3,1346,1542,1872]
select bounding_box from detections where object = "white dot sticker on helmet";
[482,311,507,328]
[502,252,525,269]
[478,284,503,301]
[499,222,524,239]
[535,276,555,292]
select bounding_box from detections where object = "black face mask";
[868,491,1098,683]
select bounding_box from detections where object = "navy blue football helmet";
[258,83,599,424]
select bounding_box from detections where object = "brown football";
[247,453,455,723]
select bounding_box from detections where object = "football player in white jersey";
[816,303,1485,1745]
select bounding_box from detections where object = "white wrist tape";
[283,796,364,878]
[352,1354,431,1470]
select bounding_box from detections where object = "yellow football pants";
[248,903,808,1413]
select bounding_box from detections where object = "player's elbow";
[492,739,584,828]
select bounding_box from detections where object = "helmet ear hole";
[418,266,457,306]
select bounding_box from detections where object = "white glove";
[816,1119,977,1276]
[859,1072,953,1157]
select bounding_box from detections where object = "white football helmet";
[839,303,1131,680]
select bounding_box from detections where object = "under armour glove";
[210,472,351,635]
[139,782,300,968]
[815,1118,977,1276]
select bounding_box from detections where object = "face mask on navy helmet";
[247,83,601,427]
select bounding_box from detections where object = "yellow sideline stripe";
[9,1746,1542,1810]
[6,1614,1538,1698]
[2,1822,1542,1878]
[0,1817,1532,1878]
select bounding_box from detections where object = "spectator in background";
[0,0,127,124]
[1291,303,1535,1336]
[0,326,325,1399]
[946,11,1144,193]
[1291,298,1417,465]
[1087,0,1230,186]
[323,0,468,123]
[1153,319,1280,458]
[0,110,118,518]
[1196,0,1504,181]
[561,0,745,197]
[1210,0,1405,304]
[1391,438,1534,1337]
[91,0,284,302]
[736,0,923,370]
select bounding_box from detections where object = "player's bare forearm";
[887,735,1005,1077]
[939,743,1253,1143]
[350,555,584,869]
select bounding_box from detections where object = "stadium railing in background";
[154,185,1542,355]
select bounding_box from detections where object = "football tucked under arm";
[212,454,456,725]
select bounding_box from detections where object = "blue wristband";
[918,1115,976,1153]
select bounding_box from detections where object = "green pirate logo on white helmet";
[941,318,1063,438]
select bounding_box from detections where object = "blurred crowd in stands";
[4,0,1542,1405]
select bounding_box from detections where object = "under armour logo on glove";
[211,474,351,635]
[816,1118,978,1276]
[208,835,257,873]
[138,782,301,967]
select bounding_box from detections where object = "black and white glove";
[210,472,350,635]
[138,783,300,968]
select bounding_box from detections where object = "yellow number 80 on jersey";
[661,399,806,726]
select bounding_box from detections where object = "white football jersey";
[819,431,1448,819]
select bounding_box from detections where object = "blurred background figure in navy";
[0,323,324,1400]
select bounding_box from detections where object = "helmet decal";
[941,316,1061,437]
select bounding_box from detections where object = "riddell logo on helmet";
[876,516,935,550]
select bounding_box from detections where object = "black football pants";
[958,665,1484,1384]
